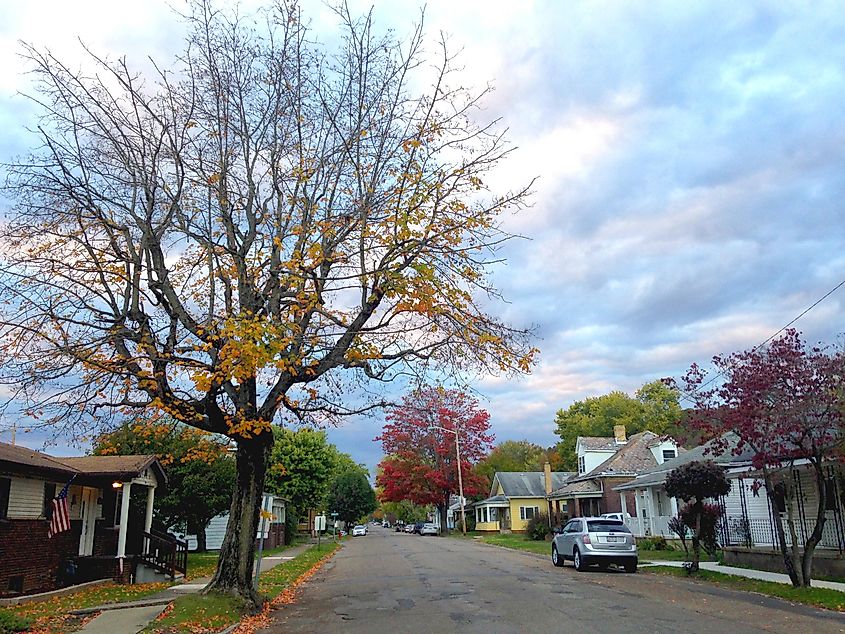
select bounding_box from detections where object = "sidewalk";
[76,541,316,634]
[640,560,845,592]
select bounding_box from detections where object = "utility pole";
[429,424,467,535]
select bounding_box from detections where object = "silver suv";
[551,517,637,572]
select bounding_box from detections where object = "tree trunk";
[196,526,208,553]
[204,432,273,610]
[438,502,448,535]
[764,469,802,587]
[800,462,829,587]
[689,500,702,573]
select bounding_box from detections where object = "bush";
[638,536,670,551]
[0,609,32,633]
[284,505,299,545]
[525,512,551,541]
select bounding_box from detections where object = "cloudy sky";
[2,0,844,475]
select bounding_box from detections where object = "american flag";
[48,479,73,538]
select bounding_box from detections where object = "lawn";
[145,542,340,633]
[646,565,845,612]
[0,581,171,634]
[637,548,717,562]
[185,537,309,580]
[448,531,552,556]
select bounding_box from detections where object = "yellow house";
[474,464,574,533]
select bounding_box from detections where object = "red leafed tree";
[376,387,494,532]
[676,329,845,587]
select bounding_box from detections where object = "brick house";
[548,426,682,523]
[0,441,181,597]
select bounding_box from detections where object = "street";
[262,526,845,634]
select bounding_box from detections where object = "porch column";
[143,486,156,553]
[620,492,628,518]
[116,481,132,559]
[670,494,679,517]
[645,488,656,535]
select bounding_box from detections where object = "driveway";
[261,527,845,633]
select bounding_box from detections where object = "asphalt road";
[262,526,845,634]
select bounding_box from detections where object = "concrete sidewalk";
[641,560,845,592]
[76,541,317,633]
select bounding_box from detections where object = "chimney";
[614,425,627,444]
[544,461,552,495]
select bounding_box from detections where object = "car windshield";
[587,520,630,533]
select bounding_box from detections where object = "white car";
[419,523,439,536]
[352,524,367,536]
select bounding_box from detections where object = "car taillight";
[582,534,591,544]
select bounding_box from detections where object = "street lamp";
[428,424,466,535]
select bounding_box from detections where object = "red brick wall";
[600,477,636,516]
[0,518,79,596]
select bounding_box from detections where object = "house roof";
[614,432,754,492]
[60,455,165,483]
[0,441,166,485]
[551,431,677,497]
[577,436,619,451]
[475,494,511,507]
[494,471,574,498]
[0,441,77,478]
[550,479,602,498]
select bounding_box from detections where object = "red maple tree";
[677,329,845,586]
[376,387,494,531]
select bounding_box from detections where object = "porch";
[473,495,511,532]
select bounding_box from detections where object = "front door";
[78,487,98,556]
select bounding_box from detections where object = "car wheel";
[574,548,587,572]
[552,544,564,567]
[624,561,637,573]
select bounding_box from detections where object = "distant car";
[551,517,637,573]
[382,521,390,528]
[413,521,425,534]
[419,523,439,536]
[352,525,367,537]
[600,512,631,523]
[404,523,415,533]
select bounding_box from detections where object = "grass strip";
[147,542,340,633]
[646,565,845,612]
[0,581,171,634]
[185,538,310,581]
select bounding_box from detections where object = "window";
[662,449,676,462]
[0,478,10,520]
[489,508,497,522]
[586,520,630,533]
[520,506,539,521]
[578,456,585,474]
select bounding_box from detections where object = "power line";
[678,275,845,403]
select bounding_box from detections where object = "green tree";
[265,428,335,518]
[326,470,377,529]
[93,417,235,552]
[474,440,548,484]
[380,500,429,524]
[553,380,682,471]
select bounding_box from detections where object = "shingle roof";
[0,441,77,477]
[551,479,602,497]
[584,431,665,477]
[577,437,618,451]
[0,441,165,484]
[614,432,753,492]
[475,494,511,506]
[494,471,574,497]
[60,455,163,481]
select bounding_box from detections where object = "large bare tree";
[0,1,535,606]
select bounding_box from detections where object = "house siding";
[508,498,543,533]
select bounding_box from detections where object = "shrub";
[668,514,689,554]
[638,536,670,551]
[0,609,33,633]
[525,512,551,541]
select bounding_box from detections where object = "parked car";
[404,523,415,533]
[382,521,390,528]
[419,523,439,536]
[352,524,367,537]
[395,522,405,532]
[412,521,425,534]
[551,517,637,572]
[600,512,631,523]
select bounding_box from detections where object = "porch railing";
[140,530,188,581]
